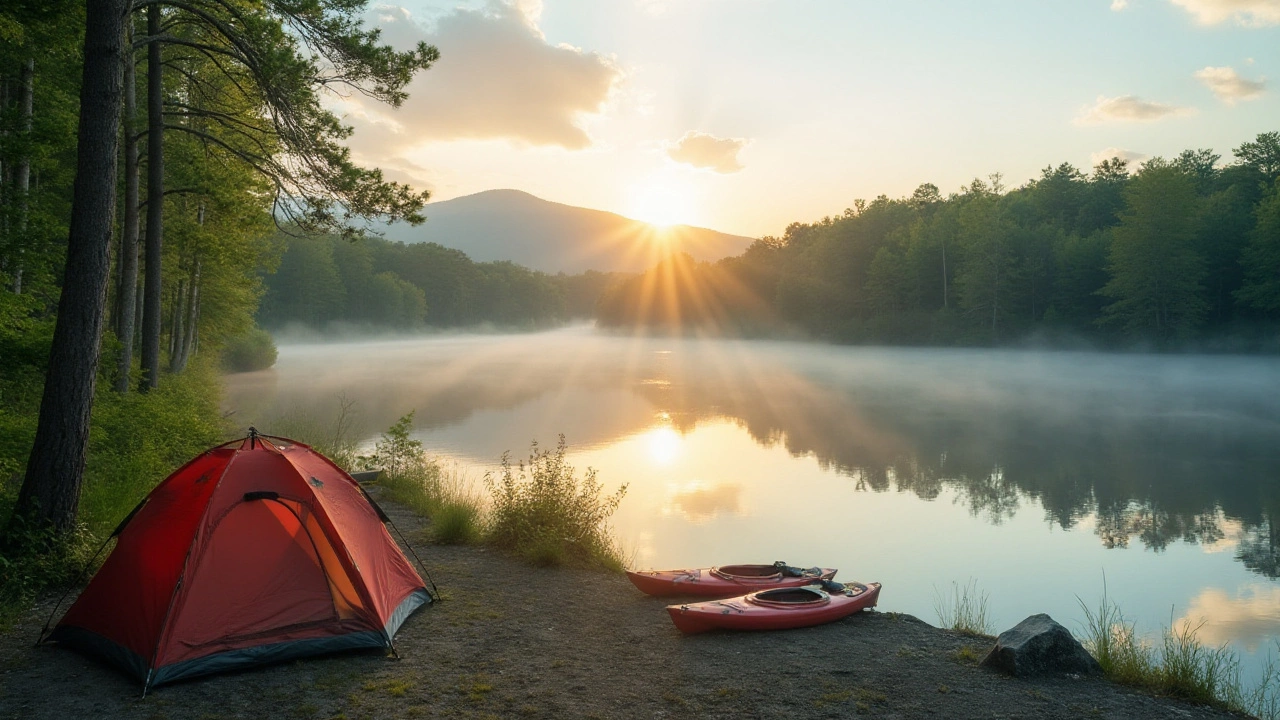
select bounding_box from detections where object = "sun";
[627,176,698,229]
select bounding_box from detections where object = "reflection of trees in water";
[640,357,1280,579]
[1237,513,1280,579]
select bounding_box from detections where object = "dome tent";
[45,431,431,690]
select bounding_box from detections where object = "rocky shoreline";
[0,495,1248,719]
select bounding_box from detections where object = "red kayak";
[666,581,881,634]
[626,562,837,597]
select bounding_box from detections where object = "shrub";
[484,436,627,571]
[221,326,278,373]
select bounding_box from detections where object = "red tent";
[47,433,431,689]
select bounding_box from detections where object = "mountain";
[378,189,756,274]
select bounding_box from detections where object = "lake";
[224,325,1280,681]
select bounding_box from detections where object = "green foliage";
[594,132,1280,347]
[484,436,627,570]
[1237,179,1280,313]
[1100,163,1207,340]
[932,579,994,636]
[222,326,278,373]
[367,412,483,546]
[1078,592,1280,719]
[0,361,225,624]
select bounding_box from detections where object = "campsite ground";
[0,495,1249,720]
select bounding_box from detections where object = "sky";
[340,0,1280,237]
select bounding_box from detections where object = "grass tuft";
[1078,591,1280,719]
[932,579,994,636]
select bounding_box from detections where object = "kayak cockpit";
[746,587,830,608]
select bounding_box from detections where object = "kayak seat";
[747,587,831,608]
[712,565,783,581]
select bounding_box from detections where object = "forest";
[0,0,444,610]
[258,233,622,330]
[598,135,1280,348]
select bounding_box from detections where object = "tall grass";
[368,413,483,546]
[933,579,995,636]
[1078,592,1280,719]
[485,436,628,571]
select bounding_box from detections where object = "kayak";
[666,581,881,634]
[626,562,837,597]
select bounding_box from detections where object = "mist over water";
[224,325,1280,677]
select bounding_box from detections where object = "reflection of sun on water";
[646,425,682,466]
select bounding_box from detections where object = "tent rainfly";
[44,431,432,689]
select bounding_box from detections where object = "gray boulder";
[980,614,1102,678]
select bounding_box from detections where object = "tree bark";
[12,0,129,536]
[11,57,34,295]
[115,26,140,394]
[139,3,163,392]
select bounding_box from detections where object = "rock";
[980,614,1102,678]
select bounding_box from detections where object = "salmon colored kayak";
[626,562,837,597]
[666,581,881,634]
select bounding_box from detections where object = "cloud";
[667,131,748,173]
[1178,585,1280,650]
[667,483,743,521]
[368,2,622,150]
[1168,0,1280,25]
[1111,0,1129,10]
[1075,95,1195,124]
[1194,66,1267,104]
[1091,147,1148,166]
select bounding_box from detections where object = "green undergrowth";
[484,435,628,571]
[1078,592,1280,719]
[0,360,227,626]
[933,579,995,637]
[369,413,483,546]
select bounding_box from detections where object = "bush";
[221,326,278,373]
[484,436,627,571]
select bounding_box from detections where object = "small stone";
[980,614,1102,678]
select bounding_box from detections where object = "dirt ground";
[0,494,1249,720]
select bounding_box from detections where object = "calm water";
[224,326,1280,680]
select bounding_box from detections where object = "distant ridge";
[379,189,755,274]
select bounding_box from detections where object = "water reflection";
[224,327,1280,584]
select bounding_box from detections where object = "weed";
[950,645,985,665]
[460,673,494,703]
[856,688,887,704]
[932,579,994,636]
[484,436,627,571]
[937,684,950,694]
[813,690,851,708]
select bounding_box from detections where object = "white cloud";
[1111,0,1129,10]
[367,1,622,150]
[667,131,748,173]
[1075,95,1195,124]
[1194,66,1267,104]
[1091,147,1148,166]
[1168,0,1280,26]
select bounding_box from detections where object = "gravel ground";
[0,494,1250,719]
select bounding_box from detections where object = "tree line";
[258,233,626,329]
[0,0,433,543]
[598,133,1280,348]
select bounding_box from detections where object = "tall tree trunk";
[174,255,199,373]
[115,27,140,394]
[139,4,163,392]
[168,276,185,368]
[11,0,129,536]
[12,58,33,295]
